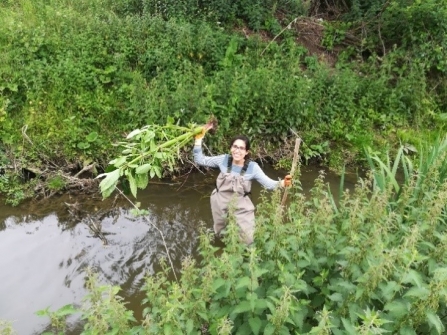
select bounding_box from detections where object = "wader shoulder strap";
[226,156,250,175]
[226,156,233,173]
[240,159,250,176]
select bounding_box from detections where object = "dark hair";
[230,135,251,158]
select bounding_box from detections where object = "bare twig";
[176,166,194,192]
[22,124,33,145]
[73,163,96,178]
[261,17,298,56]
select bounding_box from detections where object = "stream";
[0,165,358,334]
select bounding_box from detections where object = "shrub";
[34,137,447,334]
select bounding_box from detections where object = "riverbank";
[1,0,446,205]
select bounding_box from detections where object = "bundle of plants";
[97,117,217,199]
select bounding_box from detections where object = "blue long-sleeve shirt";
[193,145,280,190]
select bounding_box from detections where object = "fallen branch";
[73,163,96,178]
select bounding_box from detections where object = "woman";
[193,131,292,245]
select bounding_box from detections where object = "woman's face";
[230,139,248,162]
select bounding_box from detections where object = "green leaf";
[35,307,50,316]
[403,286,430,300]
[231,301,251,315]
[384,300,409,319]
[379,280,401,301]
[254,268,269,277]
[426,310,444,334]
[86,131,98,142]
[55,304,77,316]
[102,184,116,198]
[266,300,276,313]
[402,270,424,288]
[235,322,251,335]
[235,276,251,290]
[112,156,127,168]
[399,325,416,335]
[136,163,152,174]
[127,129,142,139]
[164,323,173,335]
[255,299,268,311]
[264,323,275,335]
[136,172,149,190]
[186,319,194,334]
[328,292,343,302]
[98,169,120,197]
[341,318,357,335]
[290,309,307,330]
[77,142,90,149]
[212,278,227,291]
[247,292,258,312]
[248,317,262,335]
[154,165,162,178]
[214,282,231,299]
[128,173,138,198]
[197,311,209,322]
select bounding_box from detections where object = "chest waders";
[210,157,255,245]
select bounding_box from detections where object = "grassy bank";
[0,0,446,205]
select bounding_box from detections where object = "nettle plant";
[36,137,447,334]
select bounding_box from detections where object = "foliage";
[36,269,138,334]
[97,118,212,199]
[380,0,447,73]
[111,0,307,31]
[0,0,446,203]
[36,304,77,335]
[47,175,66,192]
[33,137,447,334]
[0,320,16,335]
[0,172,35,206]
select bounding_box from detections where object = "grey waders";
[210,158,255,245]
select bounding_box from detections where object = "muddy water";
[0,165,358,335]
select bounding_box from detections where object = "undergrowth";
[25,136,447,334]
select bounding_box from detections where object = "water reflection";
[0,165,359,334]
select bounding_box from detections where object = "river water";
[0,165,357,334]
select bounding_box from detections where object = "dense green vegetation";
[31,137,447,334]
[1,0,446,204]
[1,1,447,333]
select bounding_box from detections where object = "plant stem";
[125,126,203,167]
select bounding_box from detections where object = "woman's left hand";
[282,175,292,187]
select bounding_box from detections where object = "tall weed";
[33,137,447,334]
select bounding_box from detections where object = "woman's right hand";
[195,128,207,140]
[194,127,208,146]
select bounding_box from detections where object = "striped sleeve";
[251,162,281,190]
[193,145,226,168]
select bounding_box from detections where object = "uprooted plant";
[97,116,217,199]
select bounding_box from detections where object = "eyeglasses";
[231,144,246,151]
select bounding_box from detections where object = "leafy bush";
[34,137,447,334]
[0,0,445,194]
[380,0,447,74]
[0,320,16,335]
